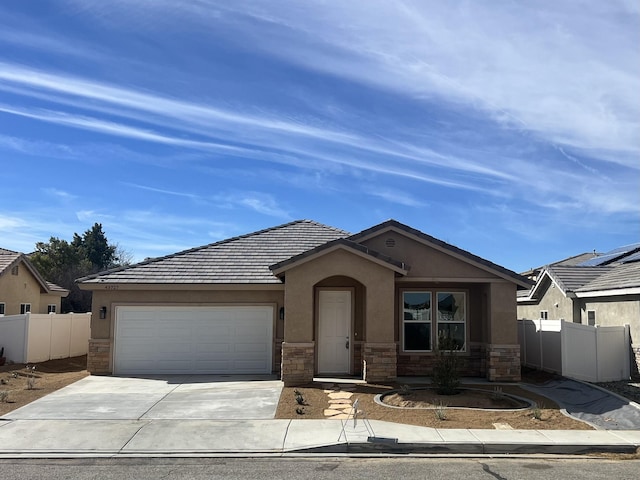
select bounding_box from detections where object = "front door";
[318,290,351,374]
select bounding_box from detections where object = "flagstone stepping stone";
[492,423,513,430]
[328,399,352,405]
[328,391,353,400]
[324,409,343,416]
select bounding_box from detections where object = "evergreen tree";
[30,223,125,313]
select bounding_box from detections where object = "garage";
[114,306,274,375]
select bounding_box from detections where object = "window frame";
[0,302,5,315]
[47,304,57,314]
[400,289,468,353]
[401,290,433,352]
[436,291,467,352]
[540,310,549,320]
[20,303,31,314]
[587,310,596,326]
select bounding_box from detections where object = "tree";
[30,223,126,313]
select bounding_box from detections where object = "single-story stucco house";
[77,220,531,384]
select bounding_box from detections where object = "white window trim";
[540,310,549,320]
[20,303,31,314]
[48,304,57,314]
[0,302,5,316]
[587,310,596,326]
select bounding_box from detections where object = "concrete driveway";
[2,375,284,420]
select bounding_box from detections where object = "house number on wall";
[105,285,119,290]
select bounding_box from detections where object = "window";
[20,303,31,314]
[587,310,596,326]
[402,291,432,351]
[402,290,467,352]
[48,304,56,314]
[540,310,549,320]
[0,303,4,315]
[437,292,466,350]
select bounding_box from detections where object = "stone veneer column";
[87,339,111,374]
[280,342,315,386]
[363,343,397,383]
[486,344,521,382]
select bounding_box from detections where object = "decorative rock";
[492,423,514,430]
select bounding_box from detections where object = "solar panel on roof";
[622,251,640,264]
[602,242,640,256]
[577,253,621,266]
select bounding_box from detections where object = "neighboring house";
[77,220,531,384]
[0,248,69,316]
[518,243,640,373]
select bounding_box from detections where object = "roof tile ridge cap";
[301,219,351,236]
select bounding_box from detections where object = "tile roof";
[576,262,640,293]
[545,265,614,293]
[349,220,532,288]
[0,247,67,294]
[78,220,350,284]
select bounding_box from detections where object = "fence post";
[623,324,631,380]
[560,319,567,378]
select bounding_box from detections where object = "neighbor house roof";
[520,265,613,301]
[349,220,532,288]
[574,262,640,297]
[0,248,68,295]
[77,220,350,285]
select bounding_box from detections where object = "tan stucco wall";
[0,260,42,315]
[488,282,518,344]
[517,278,574,321]
[38,293,64,314]
[282,248,396,343]
[362,231,499,280]
[580,295,640,345]
[89,288,284,340]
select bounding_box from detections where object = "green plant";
[492,386,503,400]
[532,402,544,420]
[398,384,413,396]
[432,333,462,395]
[434,401,448,421]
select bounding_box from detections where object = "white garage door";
[114,306,273,374]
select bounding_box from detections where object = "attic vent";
[385,238,396,248]
[11,265,19,276]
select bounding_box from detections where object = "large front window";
[403,292,431,351]
[402,290,466,352]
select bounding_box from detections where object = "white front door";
[318,290,351,374]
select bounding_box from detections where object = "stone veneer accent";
[281,342,315,386]
[397,343,487,377]
[87,339,111,374]
[363,342,397,383]
[487,344,521,382]
[632,344,640,376]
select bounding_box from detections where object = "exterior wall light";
[99,306,107,319]
[279,307,285,320]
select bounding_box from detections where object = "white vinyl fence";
[518,319,631,382]
[0,313,91,364]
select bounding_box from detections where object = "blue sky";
[0,1,638,273]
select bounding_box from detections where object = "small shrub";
[434,401,448,421]
[432,333,462,395]
[532,402,544,420]
[398,384,413,396]
[0,391,9,403]
[492,386,503,400]
[25,365,37,390]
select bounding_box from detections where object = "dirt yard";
[0,355,88,416]
[275,369,597,430]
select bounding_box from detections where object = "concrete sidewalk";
[0,418,639,457]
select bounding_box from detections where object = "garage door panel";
[115,306,273,374]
